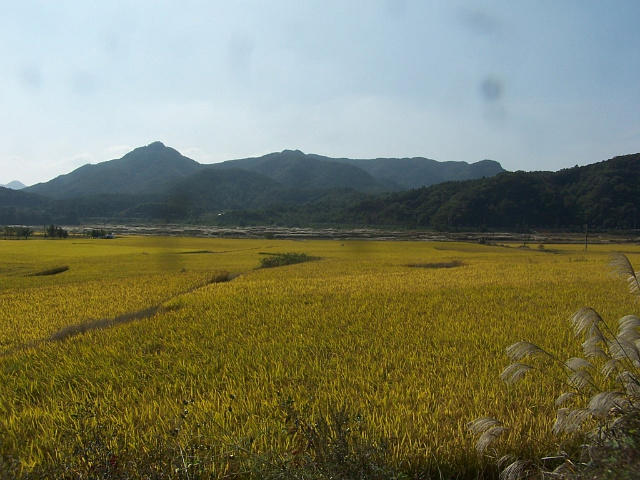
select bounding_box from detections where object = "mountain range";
[2,142,639,231]
[24,142,504,198]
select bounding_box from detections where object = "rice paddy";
[1,235,637,477]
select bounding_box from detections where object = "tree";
[56,226,68,239]
[17,227,32,239]
[1,226,14,238]
[45,224,68,239]
[45,224,56,238]
[90,228,107,239]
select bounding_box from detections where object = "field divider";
[47,306,162,342]
[1,270,236,357]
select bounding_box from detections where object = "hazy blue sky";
[2,1,639,185]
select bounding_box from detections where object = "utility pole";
[584,223,588,251]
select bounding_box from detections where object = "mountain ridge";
[211,149,401,191]
[23,142,505,198]
[213,149,504,190]
[7,141,639,231]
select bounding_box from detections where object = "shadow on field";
[29,266,70,276]
[406,260,465,269]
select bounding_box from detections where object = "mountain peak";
[1,180,27,190]
[281,149,306,156]
[24,142,203,198]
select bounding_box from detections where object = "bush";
[258,253,319,269]
[470,252,640,479]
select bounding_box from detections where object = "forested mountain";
[0,187,45,208]
[211,149,398,191]
[0,187,48,225]
[122,168,292,221]
[213,150,503,190]
[331,157,504,189]
[25,142,204,198]
[324,153,640,230]
[23,143,501,200]
[4,142,639,231]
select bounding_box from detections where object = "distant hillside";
[212,150,399,191]
[215,150,503,190]
[25,142,204,198]
[9,141,640,231]
[22,143,506,204]
[122,168,292,220]
[0,187,45,208]
[0,187,47,224]
[335,153,640,230]
[333,157,504,189]
[1,181,27,190]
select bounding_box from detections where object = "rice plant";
[1,238,637,477]
[470,252,640,479]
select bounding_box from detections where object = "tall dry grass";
[471,252,640,479]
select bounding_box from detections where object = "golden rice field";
[1,235,638,478]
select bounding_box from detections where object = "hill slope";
[0,187,48,224]
[0,187,45,208]
[330,156,505,188]
[340,153,640,229]
[138,168,292,219]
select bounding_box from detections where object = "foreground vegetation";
[471,252,640,479]
[0,236,638,478]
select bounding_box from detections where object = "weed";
[234,399,404,480]
[470,252,640,479]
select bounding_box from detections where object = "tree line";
[1,226,33,239]
[1,225,69,240]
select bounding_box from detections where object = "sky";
[2,1,639,186]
